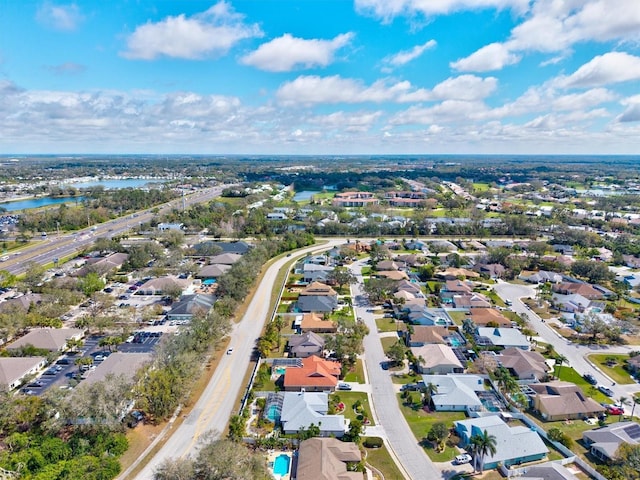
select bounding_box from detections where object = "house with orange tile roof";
[300,312,337,333]
[283,356,341,392]
[470,308,512,327]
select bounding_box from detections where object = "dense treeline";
[0,391,127,480]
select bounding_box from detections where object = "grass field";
[376,317,400,332]
[344,358,366,383]
[556,366,612,404]
[397,392,466,461]
[448,311,468,325]
[588,354,635,385]
[332,391,375,425]
[364,442,405,480]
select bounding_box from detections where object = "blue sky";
[1,0,640,154]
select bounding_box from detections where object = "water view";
[68,179,167,189]
[0,196,84,212]
[292,190,320,202]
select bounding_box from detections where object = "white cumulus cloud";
[354,0,530,22]
[240,32,354,72]
[382,40,436,68]
[121,1,262,60]
[556,52,640,88]
[451,42,521,72]
[276,75,413,106]
[36,2,84,31]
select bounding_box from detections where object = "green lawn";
[344,358,366,383]
[397,392,466,461]
[448,311,468,325]
[588,354,635,385]
[361,266,372,276]
[484,290,506,307]
[380,336,400,352]
[556,367,612,404]
[331,391,375,425]
[391,373,422,384]
[364,442,405,480]
[472,183,491,192]
[375,317,401,332]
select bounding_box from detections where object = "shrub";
[363,437,383,448]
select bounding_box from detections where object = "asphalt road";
[1,185,231,275]
[351,260,442,480]
[126,240,343,480]
[493,281,640,410]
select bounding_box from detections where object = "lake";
[292,190,320,202]
[68,178,167,189]
[0,196,84,212]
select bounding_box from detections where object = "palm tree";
[554,354,568,380]
[630,397,640,420]
[421,382,438,409]
[470,429,497,474]
[462,318,476,336]
[619,396,631,421]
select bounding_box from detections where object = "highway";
[0,186,231,275]
[125,240,343,480]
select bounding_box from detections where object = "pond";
[68,178,167,189]
[0,196,84,212]
[292,190,320,202]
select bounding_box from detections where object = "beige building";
[294,437,362,480]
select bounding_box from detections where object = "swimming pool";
[449,337,464,347]
[272,454,291,476]
[266,404,279,422]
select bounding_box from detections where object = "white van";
[0,256,9,262]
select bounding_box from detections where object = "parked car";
[21,388,36,396]
[337,383,352,391]
[28,381,44,388]
[454,454,472,465]
[126,410,145,428]
[226,348,234,355]
[606,405,624,415]
[56,358,72,365]
[583,374,597,385]
[43,368,57,375]
[598,385,615,397]
[95,354,105,362]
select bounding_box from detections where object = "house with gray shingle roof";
[166,294,216,321]
[6,328,84,352]
[583,421,640,462]
[0,356,46,390]
[83,352,151,386]
[271,391,347,437]
[421,374,484,412]
[455,415,549,470]
[475,327,530,350]
[287,331,325,358]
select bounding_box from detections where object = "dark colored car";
[28,381,45,388]
[583,374,597,385]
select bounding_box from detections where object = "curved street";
[493,281,640,411]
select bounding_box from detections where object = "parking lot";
[119,331,164,353]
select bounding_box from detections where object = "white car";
[226,348,234,355]
[455,454,472,465]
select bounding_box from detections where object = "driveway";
[493,281,640,411]
[351,261,442,480]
